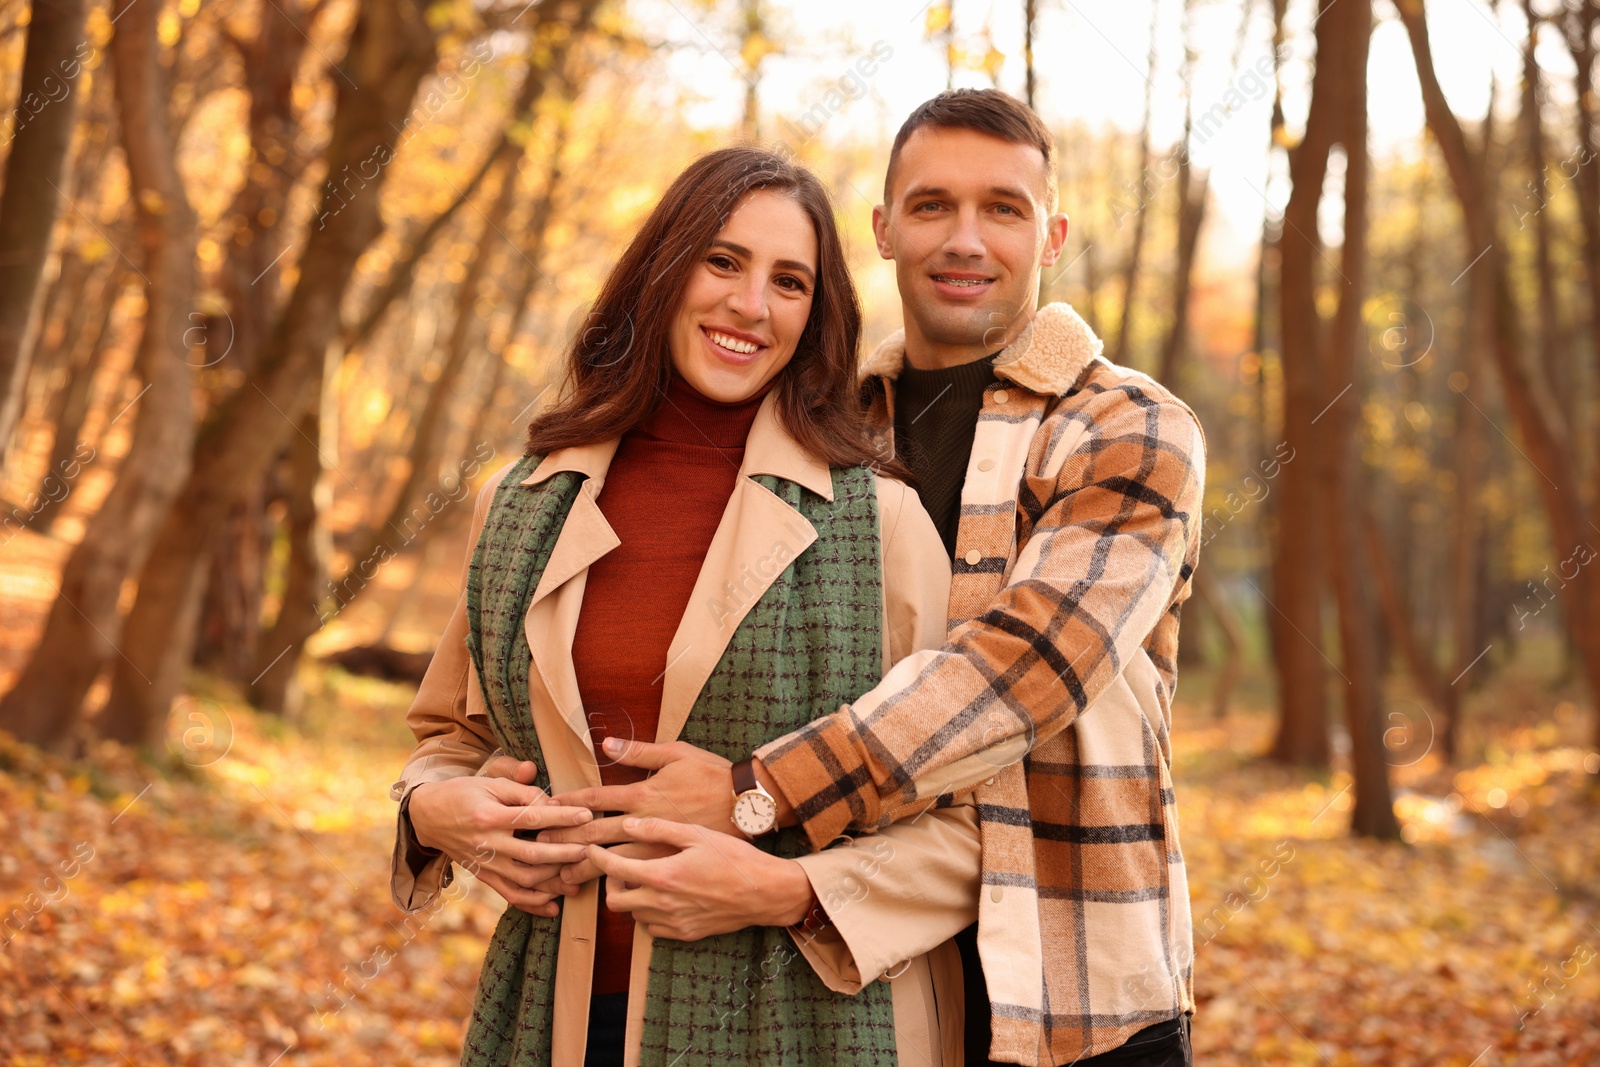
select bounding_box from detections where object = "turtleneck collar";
[635,373,774,452]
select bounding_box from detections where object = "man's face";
[874,125,1068,365]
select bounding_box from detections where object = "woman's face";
[668,189,819,403]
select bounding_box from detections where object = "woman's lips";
[701,326,766,365]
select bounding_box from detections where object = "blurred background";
[1,0,1598,1063]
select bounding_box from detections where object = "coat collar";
[520,389,834,501]
[858,301,1104,397]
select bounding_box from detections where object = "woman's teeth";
[707,330,760,354]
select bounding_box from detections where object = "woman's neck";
[635,374,772,449]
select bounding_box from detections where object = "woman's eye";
[776,275,808,293]
[708,254,736,271]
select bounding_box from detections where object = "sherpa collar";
[859,302,1105,397]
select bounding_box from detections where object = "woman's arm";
[391,463,593,915]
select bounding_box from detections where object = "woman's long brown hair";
[524,146,897,476]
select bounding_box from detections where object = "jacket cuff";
[756,711,880,853]
[786,914,864,994]
[390,784,454,913]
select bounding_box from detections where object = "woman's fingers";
[479,756,539,783]
[475,869,562,917]
[507,802,595,833]
[506,839,589,869]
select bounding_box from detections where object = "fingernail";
[574,810,592,823]
[603,738,622,754]
[623,817,641,831]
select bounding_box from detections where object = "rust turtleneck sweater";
[571,373,769,996]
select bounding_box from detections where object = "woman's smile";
[669,188,818,403]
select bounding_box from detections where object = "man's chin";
[913,306,1018,352]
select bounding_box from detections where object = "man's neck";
[901,312,1033,372]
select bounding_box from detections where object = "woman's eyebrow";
[710,239,816,283]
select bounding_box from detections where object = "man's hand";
[539,740,739,847]
[589,817,815,940]
[407,757,593,917]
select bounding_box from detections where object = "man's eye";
[914,201,942,212]
[995,204,1019,216]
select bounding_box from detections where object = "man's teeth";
[707,330,760,354]
[936,277,989,287]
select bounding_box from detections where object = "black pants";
[955,923,1193,1066]
[585,991,628,1066]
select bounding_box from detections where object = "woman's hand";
[587,817,815,941]
[406,759,595,917]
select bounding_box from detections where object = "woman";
[389,147,979,1066]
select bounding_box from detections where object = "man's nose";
[942,207,986,259]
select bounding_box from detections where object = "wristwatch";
[730,758,778,838]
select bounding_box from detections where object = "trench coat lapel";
[518,440,620,783]
[512,393,837,765]
[654,393,834,744]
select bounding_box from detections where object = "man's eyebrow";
[710,239,816,281]
[988,184,1035,202]
[899,183,1038,204]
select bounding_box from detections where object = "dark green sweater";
[891,354,998,560]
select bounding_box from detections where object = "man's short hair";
[883,88,1058,209]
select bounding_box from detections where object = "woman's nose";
[725,276,768,321]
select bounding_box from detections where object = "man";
[421,90,1205,1065]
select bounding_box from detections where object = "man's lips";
[929,273,996,297]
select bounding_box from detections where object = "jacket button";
[976,458,995,472]
[991,886,1004,903]
[993,389,1009,404]
[964,549,982,566]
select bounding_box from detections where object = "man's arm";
[755,389,1206,850]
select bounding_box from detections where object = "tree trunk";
[1270,0,1348,769]
[1107,15,1161,369]
[1320,0,1398,839]
[1023,0,1038,109]
[1397,0,1600,748]
[0,0,197,752]
[27,267,124,534]
[1519,3,1568,427]
[249,401,329,715]
[96,0,442,742]
[0,0,92,471]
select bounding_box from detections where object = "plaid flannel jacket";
[756,303,1206,1064]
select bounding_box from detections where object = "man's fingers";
[621,816,709,852]
[548,784,634,813]
[536,814,633,846]
[585,842,662,887]
[558,839,675,886]
[558,857,603,885]
[480,756,539,783]
[600,738,683,771]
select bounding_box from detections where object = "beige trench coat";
[390,392,980,1066]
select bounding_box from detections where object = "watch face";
[733,791,777,836]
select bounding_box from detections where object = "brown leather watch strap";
[731,757,758,796]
